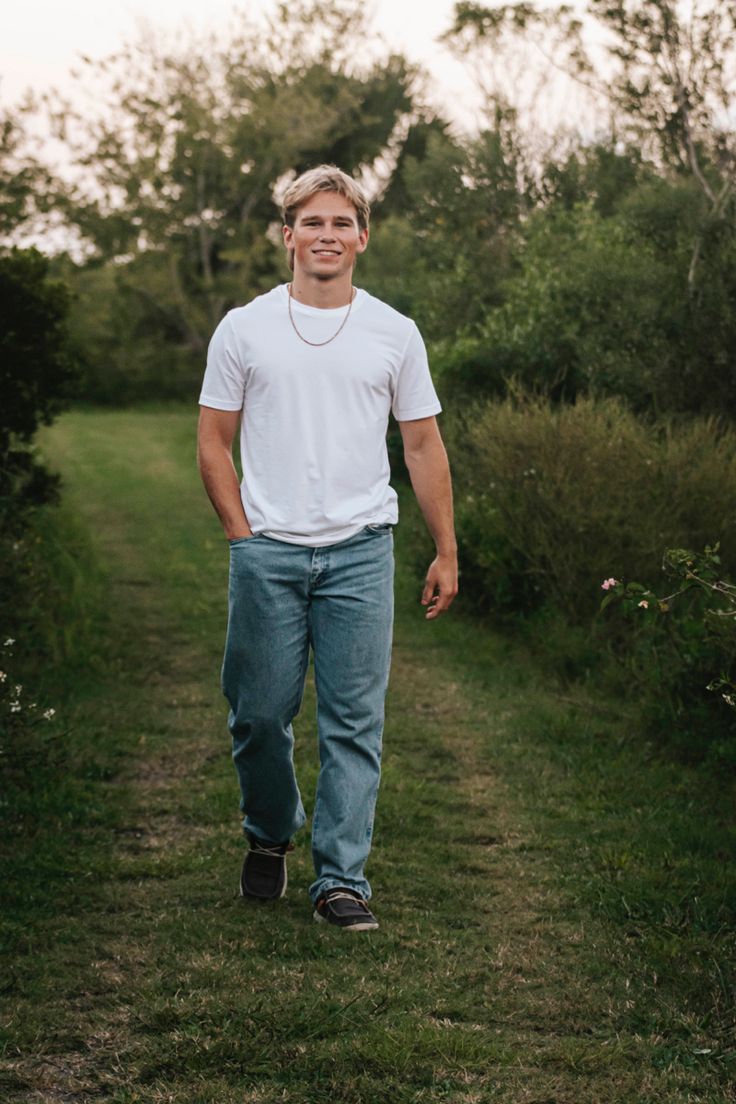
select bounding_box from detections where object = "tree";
[362,107,535,343]
[32,0,434,399]
[0,111,57,242]
[443,1,736,292]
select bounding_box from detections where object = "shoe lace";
[251,840,294,858]
[322,890,371,912]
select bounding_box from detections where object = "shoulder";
[357,289,421,344]
[224,285,286,332]
[359,288,414,327]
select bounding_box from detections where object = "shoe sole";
[240,862,288,900]
[313,909,379,931]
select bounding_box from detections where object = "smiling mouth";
[313,250,341,256]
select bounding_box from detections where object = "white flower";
[3,638,15,647]
[10,702,21,713]
[14,684,22,696]
[0,671,6,682]
[43,708,56,720]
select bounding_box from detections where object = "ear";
[282,224,293,249]
[356,226,369,254]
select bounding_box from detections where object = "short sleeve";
[391,323,442,421]
[198,313,245,411]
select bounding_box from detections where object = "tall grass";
[1,501,105,677]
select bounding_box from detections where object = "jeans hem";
[310,877,371,904]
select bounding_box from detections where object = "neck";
[289,270,354,309]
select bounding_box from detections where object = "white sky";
[1,0,488,128]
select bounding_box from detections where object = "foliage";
[0,636,58,738]
[445,1,736,180]
[0,248,78,532]
[368,116,533,341]
[601,545,736,744]
[0,113,57,239]
[434,389,736,758]
[444,0,736,292]
[437,173,736,417]
[445,390,736,623]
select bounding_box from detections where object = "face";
[283,191,369,280]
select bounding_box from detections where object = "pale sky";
[1,0,487,128]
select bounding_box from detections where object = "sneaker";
[313,887,379,931]
[240,833,293,900]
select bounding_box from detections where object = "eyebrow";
[299,214,356,223]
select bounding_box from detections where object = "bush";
[438,390,736,759]
[447,391,736,624]
[601,546,736,763]
[0,248,78,533]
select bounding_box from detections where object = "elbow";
[404,439,448,471]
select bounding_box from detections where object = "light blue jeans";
[222,524,394,903]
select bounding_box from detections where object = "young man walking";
[197,165,457,931]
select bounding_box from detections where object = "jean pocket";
[364,523,392,533]
[228,535,260,546]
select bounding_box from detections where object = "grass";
[1,405,734,1103]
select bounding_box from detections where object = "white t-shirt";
[198,284,441,546]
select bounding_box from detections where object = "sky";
[1,0,487,128]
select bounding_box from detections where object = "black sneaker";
[313,887,379,931]
[240,833,293,900]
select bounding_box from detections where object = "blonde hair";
[281,164,370,235]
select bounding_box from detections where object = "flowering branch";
[599,545,736,711]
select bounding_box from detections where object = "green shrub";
[438,390,736,759]
[0,248,78,532]
[601,546,736,763]
[447,391,736,624]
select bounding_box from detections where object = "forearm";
[404,439,457,557]
[197,443,251,540]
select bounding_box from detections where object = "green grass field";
[1,407,735,1103]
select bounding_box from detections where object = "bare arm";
[399,416,458,620]
[197,406,252,540]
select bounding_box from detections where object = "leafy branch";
[600,544,736,709]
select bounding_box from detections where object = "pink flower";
[638,599,649,609]
[601,577,619,590]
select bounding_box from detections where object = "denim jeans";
[222,524,394,903]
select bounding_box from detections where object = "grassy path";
[2,407,734,1103]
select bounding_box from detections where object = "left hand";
[421,554,458,620]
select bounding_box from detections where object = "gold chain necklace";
[287,283,355,347]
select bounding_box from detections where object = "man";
[197,164,457,932]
